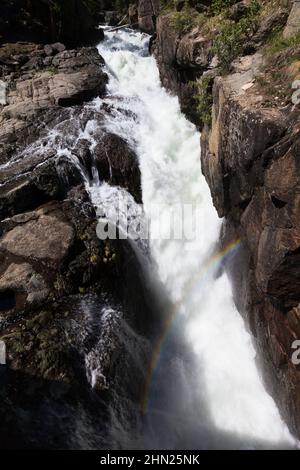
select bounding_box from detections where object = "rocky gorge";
[150,0,300,440]
[0,5,160,449]
[0,0,300,450]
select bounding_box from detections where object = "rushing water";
[1,26,297,449]
[91,28,297,449]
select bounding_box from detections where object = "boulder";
[94,133,142,202]
[283,0,300,39]
[0,213,74,264]
[44,43,66,57]
[3,47,108,119]
[0,262,49,312]
[72,139,93,179]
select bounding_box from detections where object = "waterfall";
[92,28,297,449]
[2,26,296,450]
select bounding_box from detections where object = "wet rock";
[0,178,156,447]
[105,11,122,27]
[72,139,93,179]
[0,19,158,449]
[3,48,107,119]
[0,43,108,188]
[94,133,142,202]
[0,154,83,220]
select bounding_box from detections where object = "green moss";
[194,75,214,126]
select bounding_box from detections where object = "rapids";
[1,26,297,450]
[92,28,297,449]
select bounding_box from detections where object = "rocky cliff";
[138,0,161,33]
[151,0,300,439]
[0,26,156,449]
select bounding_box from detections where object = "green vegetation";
[168,0,261,67]
[194,75,214,126]
[170,0,195,35]
[211,0,235,15]
[254,28,300,107]
[212,0,261,71]
[164,0,293,123]
[212,22,245,71]
[268,29,300,54]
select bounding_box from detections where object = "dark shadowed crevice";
[0,290,16,311]
[271,195,287,209]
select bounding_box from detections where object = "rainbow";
[141,238,241,415]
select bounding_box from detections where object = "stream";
[86,28,296,449]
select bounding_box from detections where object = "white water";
[94,29,297,449]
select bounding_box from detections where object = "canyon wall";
[0,26,157,449]
[138,0,161,33]
[152,0,300,439]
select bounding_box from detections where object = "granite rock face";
[1,45,107,121]
[94,133,142,202]
[0,37,152,449]
[200,45,300,441]
[151,13,212,125]
[138,0,161,34]
[284,0,300,38]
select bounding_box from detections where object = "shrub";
[194,75,214,126]
[212,0,261,71]
[212,21,244,71]
[211,0,235,15]
[170,0,195,35]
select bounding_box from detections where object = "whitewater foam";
[96,29,297,448]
